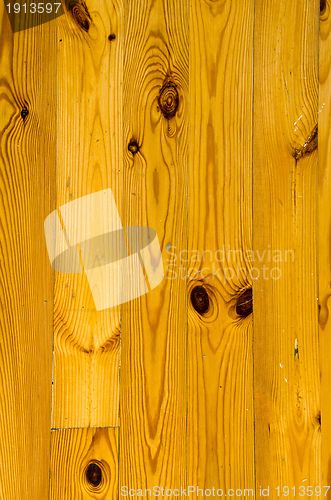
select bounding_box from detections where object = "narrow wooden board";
[0,4,56,499]
[119,0,189,489]
[52,0,123,429]
[187,0,255,489]
[253,0,320,490]
[319,0,331,491]
[50,427,118,499]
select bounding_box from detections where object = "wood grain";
[319,0,331,491]
[253,0,320,490]
[50,427,118,499]
[0,3,57,499]
[187,0,255,491]
[52,0,123,429]
[119,0,189,489]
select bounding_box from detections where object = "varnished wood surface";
[0,0,328,498]
[0,3,56,498]
[120,0,189,488]
[253,0,320,490]
[319,0,331,491]
[187,0,254,489]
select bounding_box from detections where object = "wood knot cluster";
[158,80,179,119]
[236,288,253,318]
[68,0,91,31]
[191,285,210,315]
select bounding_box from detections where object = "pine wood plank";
[319,0,331,490]
[0,3,56,498]
[52,0,123,429]
[50,427,118,499]
[119,0,189,489]
[187,0,255,489]
[253,0,320,490]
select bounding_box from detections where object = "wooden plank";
[119,0,189,489]
[253,0,320,491]
[319,0,331,491]
[50,427,118,499]
[0,4,56,499]
[52,0,123,429]
[187,0,255,489]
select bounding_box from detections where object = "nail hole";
[128,139,140,155]
[191,285,210,315]
[85,462,102,487]
[21,107,29,120]
[108,33,116,41]
[236,288,253,318]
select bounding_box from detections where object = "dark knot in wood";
[21,107,29,120]
[158,81,179,119]
[191,285,210,315]
[85,462,102,487]
[128,139,140,155]
[236,288,253,318]
[68,1,91,31]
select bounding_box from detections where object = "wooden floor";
[0,0,329,498]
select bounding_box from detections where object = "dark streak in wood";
[316,411,321,427]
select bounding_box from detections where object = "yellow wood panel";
[52,0,123,429]
[0,4,56,499]
[187,0,254,490]
[253,0,320,491]
[119,0,189,489]
[319,0,331,490]
[50,427,118,499]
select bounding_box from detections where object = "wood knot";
[158,80,179,119]
[321,0,326,13]
[236,288,253,317]
[293,125,318,161]
[85,462,102,487]
[68,0,91,31]
[128,139,140,155]
[191,285,209,315]
[21,107,29,120]
[316,411,321,427]
[108,33,116,41]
